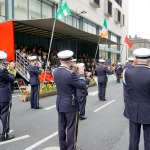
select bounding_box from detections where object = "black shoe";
[0,135,15,142]
[34,107,42,109]
[102,99,107,101]
[79,116,87,120]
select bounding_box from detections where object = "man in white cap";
[0,51,15,141]
[123,48,150,150]
[124,57,135,69]
[53,50,86,150]
[28,56,42,109]
[95,59,111,101]
[115,62,123,83]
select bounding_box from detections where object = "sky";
[129,0,150,39]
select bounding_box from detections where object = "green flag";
[56,0,71,20]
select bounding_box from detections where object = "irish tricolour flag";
[100,18,109,38]
[56,0,71,20]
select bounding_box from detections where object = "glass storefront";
[0,0,5,22]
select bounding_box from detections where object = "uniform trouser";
[129,120,150,150]
[58,112,79,150]
[78,96,87,117]
[98,82,107,100]
[0,101,12,138]
[30,85,39,109]
[117,74,121,83]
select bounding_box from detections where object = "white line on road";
[44,105,56,110]
[0,135,30,145]
[24,131,58,150]
[12,95,21,98]
[9,130,13,134]
[93,99,116,112]
[89,91,98,96]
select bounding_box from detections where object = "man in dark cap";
[123,48,150,150]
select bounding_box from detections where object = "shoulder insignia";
[58,66,72,73]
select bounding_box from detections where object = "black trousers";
[116,74,121,83]
[58,112,79,150]
[129,120,150,150]
[30,85,39,109]
[98,82,107,100]
[0,101,12,138]
[78,96,87,117]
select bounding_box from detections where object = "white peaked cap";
[57,50,74,60]
[128,57,135,61]
[29,56,37,61]
[71,59,77,62]
[133,48,150,58]
[99,59,105,63]
[77,63,85,67]
[0,51,7,59]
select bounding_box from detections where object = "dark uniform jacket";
[95,64,111,83]
[0,67,14,102]
[53,66,86,112]
[76,73,90,97]
[123,64,150,124]
[28,65,42,85]
[124,63,134,69]
[115,65,123,75]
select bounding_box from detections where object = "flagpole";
[43,18,56,84]
[94,37,101,60]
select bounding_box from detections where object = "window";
[108,1,112,16]
[94,0,100,5]
[118,10,121,23]
[83,19,97,35]
[42,3,52,18]
[0,0,5,21]
[115,0,122,7]
[29,0,41,19]
[14,0,28,20]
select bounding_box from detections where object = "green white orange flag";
[56,0,71,20]
[100,18,109,38]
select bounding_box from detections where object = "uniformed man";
[123,48,150,150]
[76,63,91,120]
[28,56,42,109]
[0,51,15,141]
[95,59,111,101]
[124,57,135,69]
[115,62,123,83]
[53,50,86,150]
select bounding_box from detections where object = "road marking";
[93,99,116,112]
[44,105,56,110]
[24,131,58,150]
[12,95,21,98]
[9,130,13,134]
[89,91,98,96]
[0,135,30,145]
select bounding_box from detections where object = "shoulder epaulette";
[58,66,72,73]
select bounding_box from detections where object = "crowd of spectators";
[16,45,116,76]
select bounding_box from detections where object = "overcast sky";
[129,0,150,39]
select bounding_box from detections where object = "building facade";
[129,35,150,56]
[0,0,129,63]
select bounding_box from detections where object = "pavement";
[0,82,144,150]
